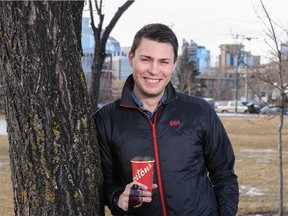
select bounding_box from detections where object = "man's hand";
[117,182,158,211]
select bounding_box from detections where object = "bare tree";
[177,46,200,95]
[88,0,135,111]
[0,1,103,215]
[251,1,288,214]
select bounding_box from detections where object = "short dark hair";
[130,23,178,62]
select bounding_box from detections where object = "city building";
[219,44,260,76]
[81,17,122,77]
[217,44,262,102]
[219,44,243,76]
[81,17,95,77]
[182,39,211,73]
[281,42,288,60]
[197,46,211,72]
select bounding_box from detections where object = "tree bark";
[0,1,103,215]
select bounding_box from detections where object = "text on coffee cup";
[133,163,153,181]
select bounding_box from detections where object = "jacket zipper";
[120,104,167,215]
[152,113,167,216]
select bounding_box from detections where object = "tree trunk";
[88,0,135,112]
[0,1,103,215]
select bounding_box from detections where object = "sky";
[83,0,288,65]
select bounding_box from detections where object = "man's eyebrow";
[139,55,151,58]
[140,55,172,61]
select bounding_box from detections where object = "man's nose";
[149,62,159,74]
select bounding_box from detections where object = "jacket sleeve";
[94,111,127,215]
[203,106,239,215]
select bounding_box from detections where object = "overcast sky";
[83,0,288,65]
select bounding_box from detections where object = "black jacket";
[94,75,239,216]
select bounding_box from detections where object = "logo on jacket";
[170,120,181,127]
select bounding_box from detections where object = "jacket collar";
[119,74,177,107]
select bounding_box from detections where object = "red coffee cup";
[131,156,155,193]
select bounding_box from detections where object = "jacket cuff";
[109,188,127,215]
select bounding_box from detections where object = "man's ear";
[173,58,179,71]
[128,51,134,66]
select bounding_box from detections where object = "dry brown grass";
[221,115,288,215]
[0,135,13,216]
[0,115,287,215]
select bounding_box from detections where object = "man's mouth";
[145,78,160,83]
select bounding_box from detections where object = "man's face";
[129,38,178,100]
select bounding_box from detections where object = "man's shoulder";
[176,93,207,104]
[94,99,120,116]
[174,93,216,114]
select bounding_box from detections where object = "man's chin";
[143,90,163,98]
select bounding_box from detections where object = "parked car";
[246,102,265,114]
[215,100,228,108]
[203,97,215,109]
[260,105,281,115]
[215,100,248,113]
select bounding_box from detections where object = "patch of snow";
[239,184,264,196]
[240,149,276,153]
[246,187,264,196]
[0,120,7,135]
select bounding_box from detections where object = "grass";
[222,115,288,215]
[0,135,13,216]
[0,115,287,215]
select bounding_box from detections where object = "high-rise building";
[219,44,260,76]
[197,46,210,72]
[181,39,211,73]
[281,42,288,60]
[81,17,122,76]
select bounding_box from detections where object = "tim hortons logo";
[170,120,181,127]
[133,163,153,181]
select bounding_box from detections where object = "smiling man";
[130,37,177,115]
[94,23,239,216]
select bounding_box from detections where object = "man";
[94,23,239,216]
